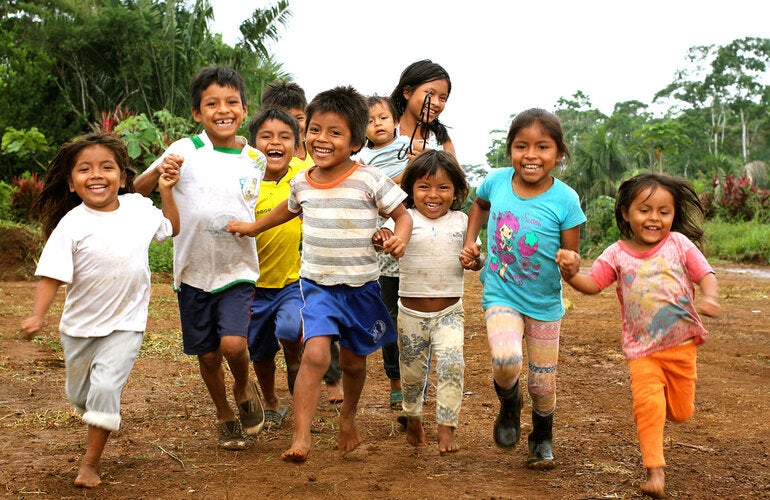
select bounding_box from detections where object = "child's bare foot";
[326,381,344,404]
[74,463,101,488]
[640,467,666,498]
[282,435,312,463]
[406,416,425,448]
[437,424,459,454]
[337,412,362,455]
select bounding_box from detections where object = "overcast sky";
[210,0,769,166]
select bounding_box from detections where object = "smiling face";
[403,78,449,124]
[509,121,563,195]
[192,83,248,148]
[622,186,675,250]
[305,111,357,180]
[366,101,398,149]
[67,144,126,212]
[411,167,455,220]
[255,118,296,181]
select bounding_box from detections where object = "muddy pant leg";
[397,303,431,418]
[432,303,465,428]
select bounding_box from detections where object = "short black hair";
[248,108,300,148]
[305,86,368,153]
[189,66,247,112]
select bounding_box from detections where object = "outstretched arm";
[21,277,63,339]
[555,249,601,295]
[460,198,489,268]
[381,204,412,259]
[134,154,183,196]
[227,199,297,237]
[158,168,180,236]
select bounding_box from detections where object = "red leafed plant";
[10,172,43,223]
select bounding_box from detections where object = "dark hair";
[614,173,706,247]
[189,66,247,112]
[389,59,452,145]
[248,108,300,148]
[33,133,135,239]
[400,149,468,211]
[505,108,570,163]
[365,95,398,148]
[305,85,368,153]
[260,80,307,111]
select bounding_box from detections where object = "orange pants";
[627,341,697,468]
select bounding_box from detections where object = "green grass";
[705,220,770,264]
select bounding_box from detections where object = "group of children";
[21,60,720,499]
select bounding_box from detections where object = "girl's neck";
[399,113,426,139]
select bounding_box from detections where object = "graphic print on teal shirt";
[488,211,541,285]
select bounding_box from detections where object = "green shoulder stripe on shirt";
[213,146,243,154]
[190,136,205,149]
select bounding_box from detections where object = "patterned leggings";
[485,306,560,416]
[397,300,465,427]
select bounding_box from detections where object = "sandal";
[390,389,403,410]
[264,406,288,430]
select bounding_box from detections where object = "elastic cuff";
[82,410,121,432]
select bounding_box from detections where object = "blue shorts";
[178,282,255,356]
[299,279,396,356]
[248,282,303,362]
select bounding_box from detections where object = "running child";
[260,79,344,405]
[227,85,413,462]
[134,66,266,450]
[556,173,721,498]
[460,108,586,469]
[374,150,481,454]
[21,133,180,488]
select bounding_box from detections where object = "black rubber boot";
[493,379,523,448]
[527,411,555,469]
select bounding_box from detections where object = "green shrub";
[704,220,770,264]
[149,238,174,274]
[581,195,620,258]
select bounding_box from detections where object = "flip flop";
[264,406,288,429]
[390,389,403,410]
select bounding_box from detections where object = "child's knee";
[667,401,695,422]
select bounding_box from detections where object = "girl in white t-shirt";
[374,150,480,454]
[21,133,179,489]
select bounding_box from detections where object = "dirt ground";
[0,266,768,499]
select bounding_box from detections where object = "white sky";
[211,0,769,166]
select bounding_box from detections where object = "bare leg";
[282,336,331,462]
[197,350,236,422]
[437,424,459,454]
[280,339,303,395]
[220,336,252,405]
[254,358,279,411]
[337,346,366,455]
[640,467,666,498]
[75,426,109,488]
[405,416,425,448]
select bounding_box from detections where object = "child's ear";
[67,176,75,193]
[120,170,127,189]
[191,107,202,123]
[402,85,413,100]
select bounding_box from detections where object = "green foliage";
[580,195,621,258]
[0,0,291,171]
[0,181,15,219]
[1,127,50,178]
[149,238,174,274]
[114,114,164,170]
[705,220,770,264]
[701,174,770,223]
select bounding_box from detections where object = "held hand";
[158,154,183,176]
[20,315,42,340]
[382,235,406,259]
[459,243,483,270]
[372,228,393,252]
[555,249,580,278]
[697,296,722,318]
[158,168,179,189]
[226,220,254,238]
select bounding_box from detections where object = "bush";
[10,172,42,223]
[149,238,174,274]
[704,220,770,264]
[581,195,620,258]
[702,174,770,223]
